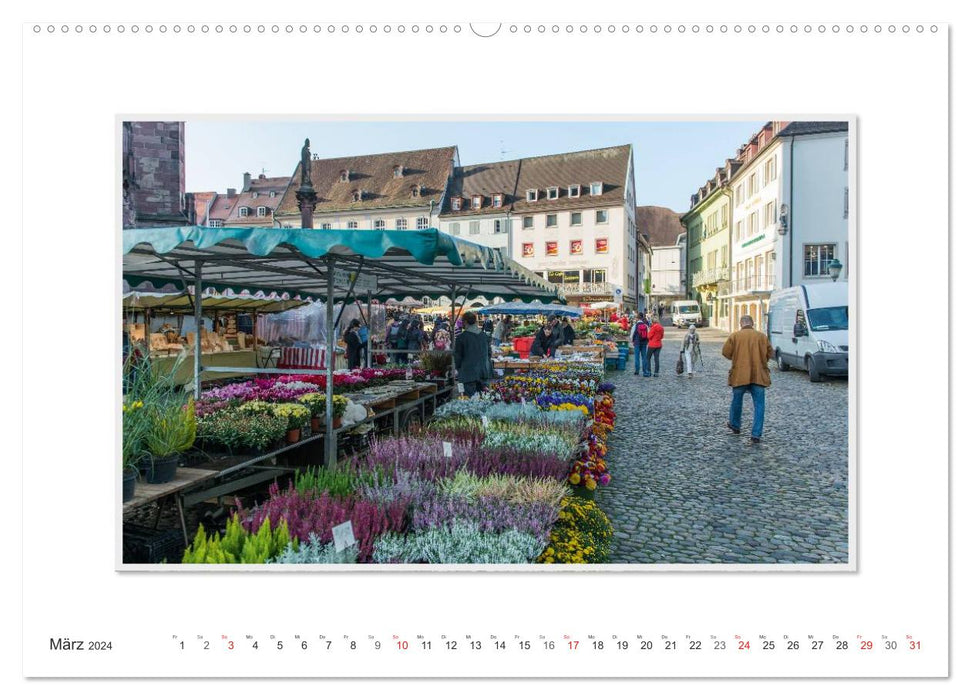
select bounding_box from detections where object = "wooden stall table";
[122,467,219,546]
[152,350,260,386]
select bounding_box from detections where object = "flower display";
[272,403,312,430]
[537,497,613,564]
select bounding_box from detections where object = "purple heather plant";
[411,493,559,542]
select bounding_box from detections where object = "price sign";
[332,521,356,553]
[405,367,413,381]
[442,441,452,458]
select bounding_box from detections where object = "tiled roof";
[275,146,456,215]
[206,192,239,223]
[439,159,520,218]
[227,174,290,226]
[777,121,849,137]
[636,206,685,247]
[511,145,631,213]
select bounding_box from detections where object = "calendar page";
[16,0,962,695]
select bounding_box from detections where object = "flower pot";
[310,416,321,432]
[146,454,180,484]
[136,454,152,480]
[123,471,137,502]
[286,428,301,443]
[332,416,342,429]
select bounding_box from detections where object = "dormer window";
[411,185,422,198]
[546,186,559,200]
[257,206,267,217]
[339,169,350,183]
[238,206,249,217]
[269,191,276,198]
[472,195,483,209]
[568,184,581,198]
[393,164,404,178]
[251,191,258,199]
[491,193,503,208]
[351,189,361,202]
[590,182,603,196]
[526,189,538,202]
[451,196,464,211]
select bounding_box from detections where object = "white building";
[273,146,457,232]
[775,122,851,290]
[636,205,687,310]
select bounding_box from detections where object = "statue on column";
[300,138,313,189]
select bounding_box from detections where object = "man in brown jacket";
[721,315,773,443]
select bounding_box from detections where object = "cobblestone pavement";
[599,327,849,565]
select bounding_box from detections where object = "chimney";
[243,172,252,191]
[227,188,237,197]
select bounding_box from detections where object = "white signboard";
[331,521,356,553]
[333,269,379,293]
[613,287,623,302]
[442,441,452,458]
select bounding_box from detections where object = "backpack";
[636,322,649,341]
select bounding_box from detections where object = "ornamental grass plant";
[372,520,547,564]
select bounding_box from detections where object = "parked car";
[768,282,848,382]
[670,300,703,328]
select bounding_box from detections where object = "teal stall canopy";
[123,226,563,304]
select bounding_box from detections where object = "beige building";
[274,147,457,231]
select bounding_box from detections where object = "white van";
[670,300,703,328]
[768,282,849,382]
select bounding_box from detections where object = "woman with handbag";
[681,324,703,378]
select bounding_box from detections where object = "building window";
[346,221,358,229]
[208,220,223,228]
[570,240,582,255]
[320,223,332,230]
[448,223,460,236]
[844,187,849,219]
[570,212,582,226]
[546,241,559,256]
[416,217,429,229]
[595,209,608,224]
[411,185,422,198]
[844,139,849,171]
[804,244,837,277]
[396,218,408,231]
[469,221,480,235]
[590,182,603,196]
[522,242,534,257]
[736,183,745,204]
[238,207,249,217]
[568,184,581,198]
[583,269,606,283]
[526,189,538,202]
[374,219,385,230]
[748,211,759,235]
[472,195,483,209]
[339,170,349,182]
[451,197,463,211]
[494,219,502,234]
[546,213,558,228]
[492,193,503,207]
[522,215,534,229]
[393,164,403,178]
[737,219,745,240]
[748,172,758,195]
[764,155,777,183]
[547,271,564,284]
[351,190,361,202]
[546,186,559,200]
[595,238,608,254]
[765,200,777,226]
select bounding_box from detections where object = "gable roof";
[275,146,457,216]
[512,145,631,213]
[439,159,521,218]
[206,192,239,223]
[636,206,685,247]
[777,121,849,138]
[227,174,291,226]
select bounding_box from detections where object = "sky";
[185,119,766,213]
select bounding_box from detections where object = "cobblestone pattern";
[599,328,849,564]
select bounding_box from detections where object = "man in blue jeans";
[721,315,772,443]
[630,312,650,375]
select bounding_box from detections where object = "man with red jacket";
[645,314,664,377]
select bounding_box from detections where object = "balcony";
[554,281,613,296]
[692,266,731,288]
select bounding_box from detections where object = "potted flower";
[143,398,197,483]
[297,392,327,432]
[331,394,349,429]
[121,398,147,501]
[272,403,311,443]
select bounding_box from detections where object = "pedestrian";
[681,323,702,378]
[343,319,364,370]
[357,319,369,367]
[619,313,630,332]
[530,325,556,358]
[721,314,773,443]
[482,315,495,336]
[405,316,426,362]
[561,317,576,347]
[630,312,650,376]
[433,327,450,351]
[492,315,507,349]
[453,310,492,397]
[550,317,565,352]
[646,314,664,377]
[658,302,665,320]
[502,315,513,343]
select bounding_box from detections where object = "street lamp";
[828,259,843,282]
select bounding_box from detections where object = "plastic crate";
[605,358,619,371]
[616,357,627,370]
[123,523,186,564]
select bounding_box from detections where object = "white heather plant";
[371,520,547,564]
[270,534,359,564]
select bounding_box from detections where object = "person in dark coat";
[453,311,492,397]
[530,325,555,358]
[343,319,364,370]
[561,317,576,347]
[405,317,426,363]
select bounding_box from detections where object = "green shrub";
[182,514,295,564]
[270,534,359,564]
